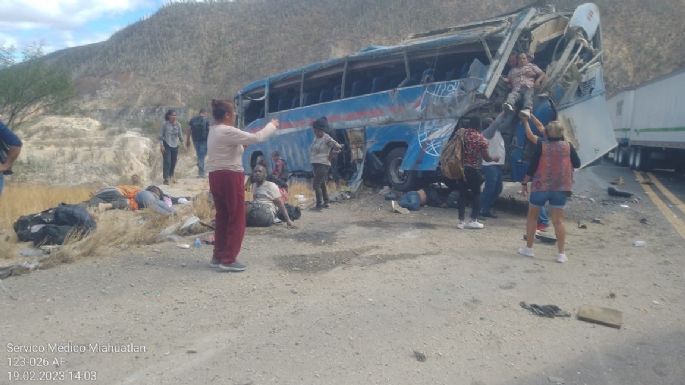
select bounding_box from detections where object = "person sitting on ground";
[502,53,546,117]
[519,117,581,263]
[248,165,296,228]
[271,151,288,184]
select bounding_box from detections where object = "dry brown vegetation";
[1,179,329,267]
[41,0,685,122]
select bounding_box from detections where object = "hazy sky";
[0,0,199,55]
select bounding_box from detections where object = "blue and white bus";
[235,3,615,191]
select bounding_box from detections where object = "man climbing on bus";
[502,53,546,117]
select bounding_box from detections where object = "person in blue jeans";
[480,117,505,218]
[538,205,550,231]
[0,119,23,195]
[186,109,210,177]
[518,116,580,263]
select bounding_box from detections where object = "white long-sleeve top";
[206,122,277,173]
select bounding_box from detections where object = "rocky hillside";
[44,0,685,123]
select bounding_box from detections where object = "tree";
[0,44,74,127]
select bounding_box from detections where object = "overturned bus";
[235,3,615,191]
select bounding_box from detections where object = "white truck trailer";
[609,68,685,173]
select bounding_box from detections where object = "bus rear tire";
[384,147,420,192]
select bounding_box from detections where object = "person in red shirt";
[457,119,500,229]
[271,151,288,183]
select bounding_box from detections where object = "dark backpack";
[34,225,77,246]
[54,204,97,230]
[189,116,209,142]
[13,208,57,242]
[13,204,96,245]
[246,202,274,227]
[278,203,301,221]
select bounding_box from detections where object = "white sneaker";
[466,220,484,229]
[503,102,514,112]
[518,247,535,257]
[556,253,568,263]
[457,221,466,229]
[519,108,531,118]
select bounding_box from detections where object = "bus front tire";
[384,147,420,192]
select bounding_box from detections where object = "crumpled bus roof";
[237,11,520,96]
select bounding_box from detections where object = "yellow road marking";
[647,172,685,215]
[633,171,685,239]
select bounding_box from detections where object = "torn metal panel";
[479,7,537,98]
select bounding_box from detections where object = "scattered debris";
[178,216,206,236]
[591,218,602,224]
[619,204,630,208]
[413,350,427,362]
[203,234,215,245]
[608,292,616,299]
[639,218,649,225]
[520,302,571,318]
[176,244,190,249]
[577,221,587,229]
[608,186,633,198]
[391,201,410,214]
[632,240,646,247]
[523,232,557,244]
[576,305,623,329]
[548,376,565,384]
[378,186,392,195]
[652,300,660,305]
[186,350,197,354]
[19,248,45,258]
[610,176,624,186]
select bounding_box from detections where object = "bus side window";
[350,79,370,97]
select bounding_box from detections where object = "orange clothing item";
[117,185,141,210]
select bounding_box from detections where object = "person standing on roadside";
[206,99,279,272]
[518,116,580,263]
[0,118,22,196]
[186,108,210,178]
[309,117,342,209]
[457,118,499,229]
[479,117,505,218]
[159,109,184,185]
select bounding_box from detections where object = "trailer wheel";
[628,147,638,170]
[384,147,420,192]
[634,147,651,171]
[619,147,629,166]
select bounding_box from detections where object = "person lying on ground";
[84,185,177,216]
[249,165,296,228]
[144,185,191,207]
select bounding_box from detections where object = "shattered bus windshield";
[235,3,615,192]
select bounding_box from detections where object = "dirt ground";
[1,163,684,385]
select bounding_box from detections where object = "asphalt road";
[1,163,684,385]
